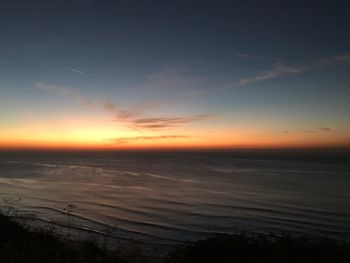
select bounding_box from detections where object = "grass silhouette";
[1,213,350,263]
[2,197,21,217]
[61,204,77,239]
[0,213,127,263]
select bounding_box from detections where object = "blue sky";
[1,0,350,148]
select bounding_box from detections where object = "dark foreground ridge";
[1,214,350,263]
[165,234,350,263]
[0,214,128,263]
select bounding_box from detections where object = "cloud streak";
[121,114,213,130]
[66,67,87,75]
[231,52,350,88]
[303,127,335,133]
[319,54,350,65]
[234,52,280,62]
[320,127,334,132]
[239,63,305,85]
[35,82,212,131]
[110,135,190,144]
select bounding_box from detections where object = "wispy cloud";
[303,128,335,133]
[319,54,350,65]
[35,82,212,131]
[230,52,350,88]
[232,51,303,86]
[103,100,174,121]
[102,101,141,119]
[110,135,190,144]
[238,63,305,86]
[66,67,87,75]
[34,82,91,106]
[121,115,213,130]
[320,127,335,132]
[35,82,139,118]
[234,52,280,62]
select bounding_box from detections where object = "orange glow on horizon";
[1,133,349,151]
[1,116,349,150]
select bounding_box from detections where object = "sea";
[0,150,349,245]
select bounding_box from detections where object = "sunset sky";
[1,0,350,149]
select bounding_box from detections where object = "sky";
[1,0,350,149]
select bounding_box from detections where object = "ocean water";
[0,150,349,244]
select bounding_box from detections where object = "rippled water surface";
[0,151,349,244]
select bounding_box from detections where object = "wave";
[1,153,350,243]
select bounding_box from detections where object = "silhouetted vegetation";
[2,197,21,216]
[61,204,77,239]
[0,214,127,263]
[166,233,350,263]
[1,213,350,263]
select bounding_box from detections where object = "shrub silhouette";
[0,214,127,263]
[62,204,77,239]
[2,197,21,217]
